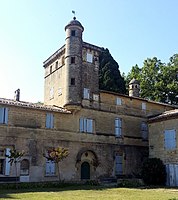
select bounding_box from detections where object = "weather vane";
[72,10,76,19]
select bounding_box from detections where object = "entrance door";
[81,162,90,180]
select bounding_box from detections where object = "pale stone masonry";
[0,17,176,183]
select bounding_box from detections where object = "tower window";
[86,53,93,63]
[71,57,75,64]
[55,61,58,70]
[71,78,75,86]
[62,56,65,65]
[71,30,76,36]
[50,66,52,74]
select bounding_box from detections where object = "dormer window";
[71,30,76,36]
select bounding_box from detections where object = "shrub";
[141,158,166,185]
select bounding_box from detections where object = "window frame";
[142,102,146,110]
[46,113,54,129]
[0,107,8,124]
[116,97,122,106]
[83,88,90,99]
[79,118,94,133]
[164,129,176,150]
[115,118,122,137]
[86,52,93,63]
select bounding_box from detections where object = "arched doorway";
[81,162,90,180]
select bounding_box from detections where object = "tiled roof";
[148,109,178,122]
[0,98,71,114]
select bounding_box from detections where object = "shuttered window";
[46,113,54,129]
[115,118,122,137]
[79,118,93,133]
[164,129,176,150]
[0,107,8,124]
[116,97,122,105]
[83,88,90,99]
[45,160,55,176]
[115,155,123,175]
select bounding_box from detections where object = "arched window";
[20,159,29,175]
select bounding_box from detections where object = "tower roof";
[65,17,84,31]
[129,78,140,85]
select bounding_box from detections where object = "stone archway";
[76,148,99,180]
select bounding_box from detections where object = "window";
[86,53,93,63]
[50,66,52,74]
[83,88,90,99]
[142,102,146,110]
[141,122,148,140]
[79,118,93,133]
[45,160,55,176]
[20,159,29,175]
[164,129,176,150]
[115,155,123,175]
[49,87,54,99]
[62,56,65,65]
[71,78,75,86]
[0,148,11,175]
[71,57,75,64]
[0,107,8,124]
[46,113,54,129]
[115,118,122,137]
[58,88,62,96]
[93,94,99,101]
[71,30,76,36]
[55,61,58,70]
[116,97,122,105]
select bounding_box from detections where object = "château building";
[0,17,175,183]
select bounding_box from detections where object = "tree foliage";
[141,158,166,185]
[125,54,178,104]
[99,48,126,94]
[44,147,69,181]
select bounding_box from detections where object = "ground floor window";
[20,159,29,175]
[45,160,56,176]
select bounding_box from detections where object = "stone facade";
[0,17,176,183]
[149,110,178,186]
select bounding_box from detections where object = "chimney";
[14,89,20,101]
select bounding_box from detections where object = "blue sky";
[0,0,178,102]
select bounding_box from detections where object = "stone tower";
[64,17,84,106]
[129,78,140,97]
[43,18,101,109]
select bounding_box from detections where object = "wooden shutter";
[5,148,11,176]
[4,108,8,124]
[164,130,176,149]
[115,118,121,137]
[46,160,55,175]
[87,119,93,133]
[0,108,4,123]
[50,114,54,129]
[79,118,84,132]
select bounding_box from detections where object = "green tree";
[5,148,24,188]
[99,48,126,94]
[44,147,69,181]
[125,54,178,104]
[141,158,166,185]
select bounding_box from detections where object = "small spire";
[72,10,76,20]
